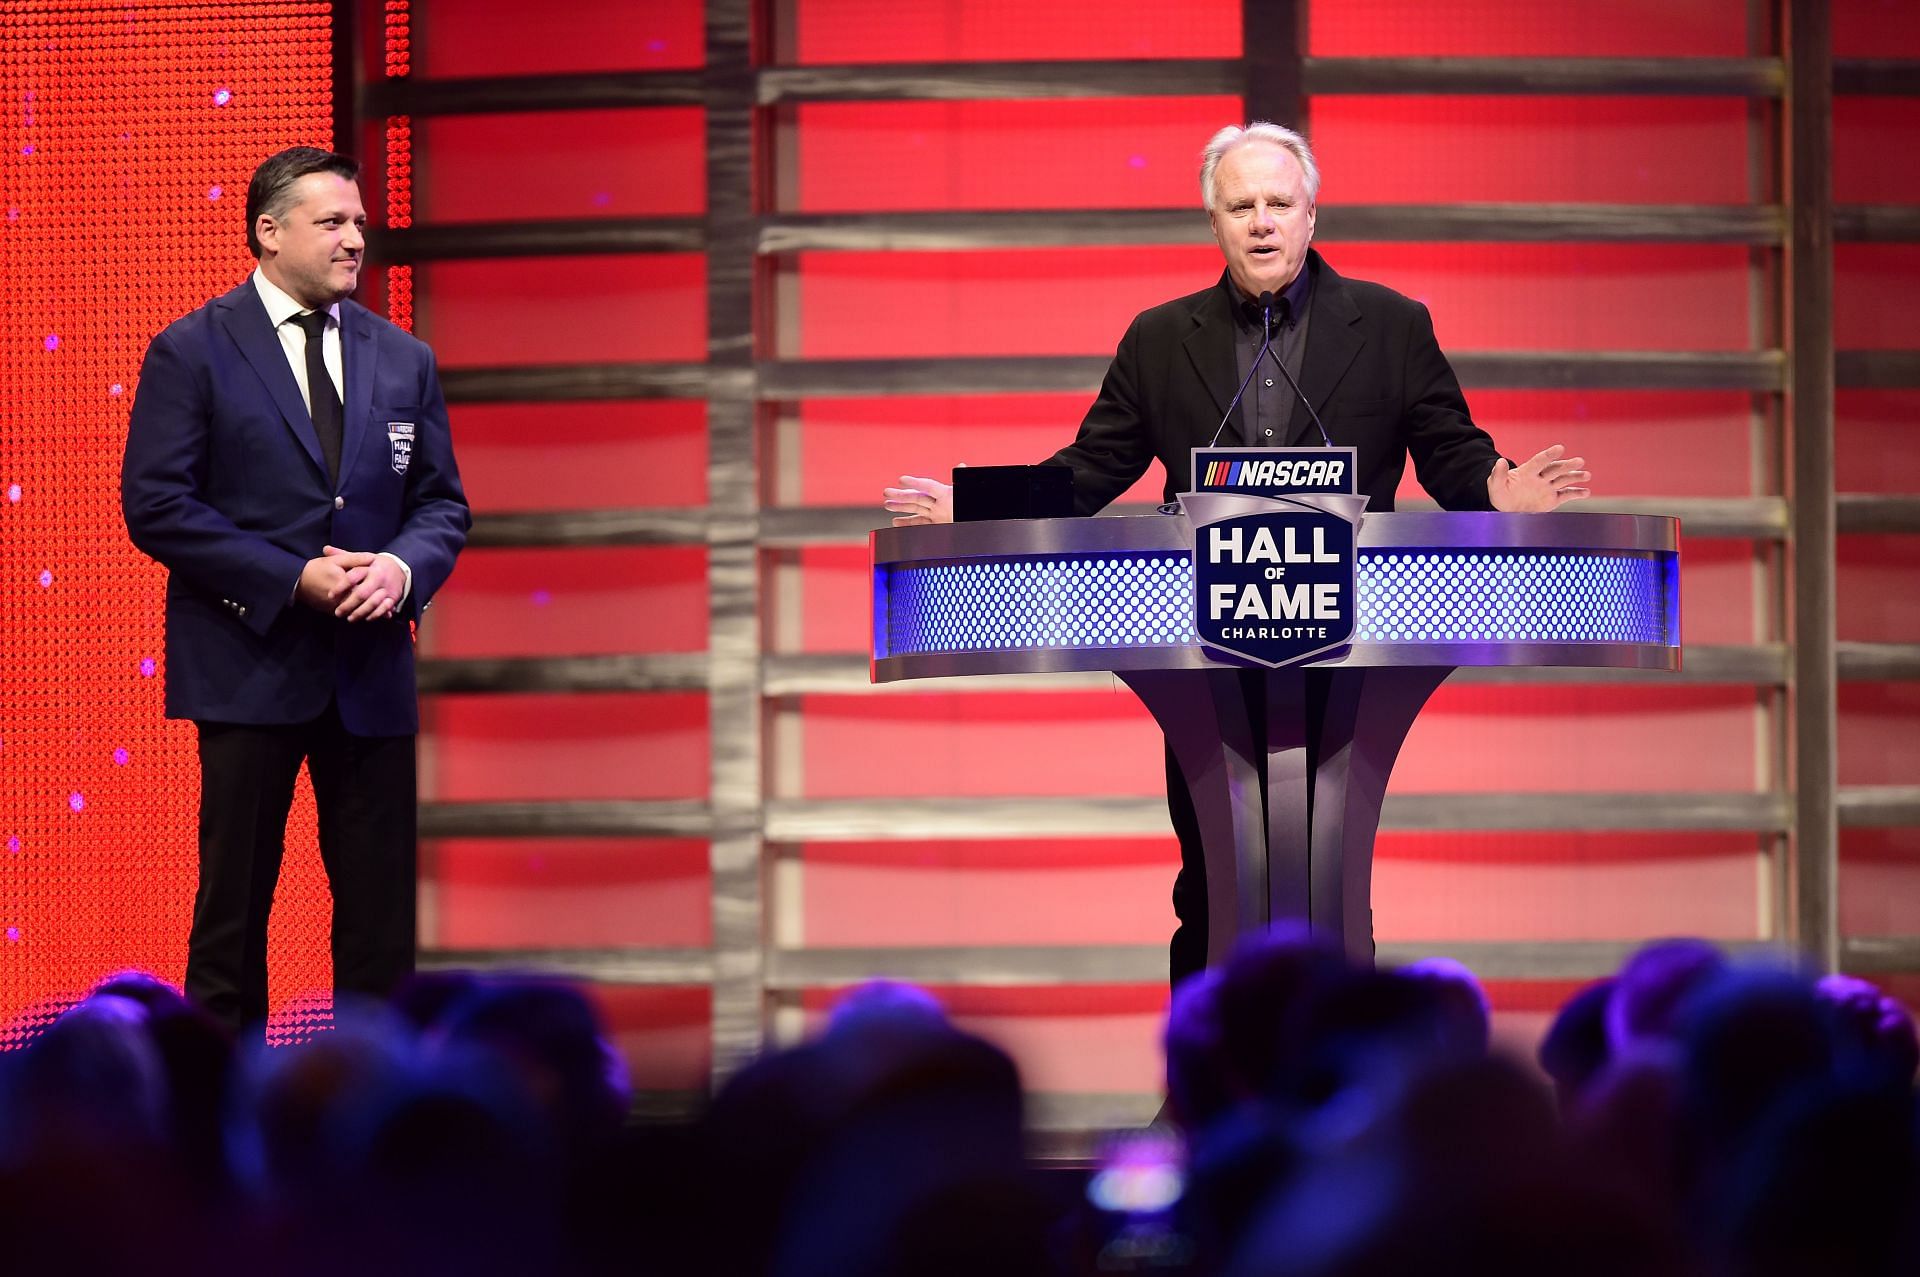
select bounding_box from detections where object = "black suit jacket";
[121,279,469,736]
[1046,251,1501,514]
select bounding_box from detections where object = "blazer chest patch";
[386,421,415,474]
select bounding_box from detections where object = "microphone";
[1206,290,1335,449]
[1206,291,1278,449]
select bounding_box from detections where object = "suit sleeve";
[379,343,470,618]
[1399,301,1501,512]
[120,327,308,637]
[1043,315,1158,516]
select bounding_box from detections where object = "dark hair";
[245,146,359,258]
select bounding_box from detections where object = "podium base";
[1120,665,1453,969]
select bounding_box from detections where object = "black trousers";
[1165,670,1333,989]
[186,702,417,1032]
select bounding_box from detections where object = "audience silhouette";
[1,938,1914,1275]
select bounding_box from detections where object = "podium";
[870,512,1680,966]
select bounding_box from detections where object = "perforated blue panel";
[878,549,1673,657]
[1355,551,1669,643]
[886,553,1196,653]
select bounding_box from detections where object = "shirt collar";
[1225,256,1315,331]
[252,267,340,329]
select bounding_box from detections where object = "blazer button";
[334,496,345,510]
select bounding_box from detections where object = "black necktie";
[291,309,342,485]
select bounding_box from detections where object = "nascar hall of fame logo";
[386,421,415,475]
[1185,447,1368,668]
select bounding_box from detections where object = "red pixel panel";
[1308,0,1749,56]
[427,837,712,950]
[419,108,706,222]
[795,98,1241,212]
[413,0,704,75]
[0,5,337,1041]
[1309,97,1754,205]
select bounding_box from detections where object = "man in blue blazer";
[122,147,469,1032]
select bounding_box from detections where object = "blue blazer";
[121,280,470,736]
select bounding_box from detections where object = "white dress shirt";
[253,267,343,413]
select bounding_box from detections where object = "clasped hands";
[297,545,403,621]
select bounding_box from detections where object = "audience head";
[1395,956,1493,1059]
[427,976,630,1155]
[824,979,950,1042]
[1539,977,1615,1114]
[1607,938,1727,1059]
[1815,971,1920,1089]
[3,993,168,1156]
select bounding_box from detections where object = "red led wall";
[0,4,337,1042]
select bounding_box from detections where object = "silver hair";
[1199,122,1321,210]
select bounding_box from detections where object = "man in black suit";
[122,147,470,1031]
[883,123,1590,985]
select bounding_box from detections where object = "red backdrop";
[1,2,338,1043]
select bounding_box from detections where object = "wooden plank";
[1834,59,1920,95]
[420,800,712,838]
[1304,56,1784,96]
[757,59,1240,103]
[1837,351,1920,388]
[441,362,718,403]
[466,507,708,548]
[1843,937,1920,975]
[765,944,1167,988]
[759,210,1211,252]
[1449,350,1785,391]
[1321,203,1784,244]
[1837,494,1920,534]
[419,947,717,984]
[1376,938,1778,980]
[381,217,704,261]
[755,205,1784,252]
[363,70,704,115]
[1386,791,1789,834]
[1244,0,1304,127]
[762,792,1788,840]
[1838,787,1920,828]
[1789,0,1839,972]
[1837,643,1920,681]
[1836,206,1920,242]
[703,0,768,1078]
[417,654,709,695]
[761,938,1778,989]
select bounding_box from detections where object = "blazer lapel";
[1288,252,1365,445]
[1182,282,1240,445]
[217,283,328,478]
[338,303,379,481]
